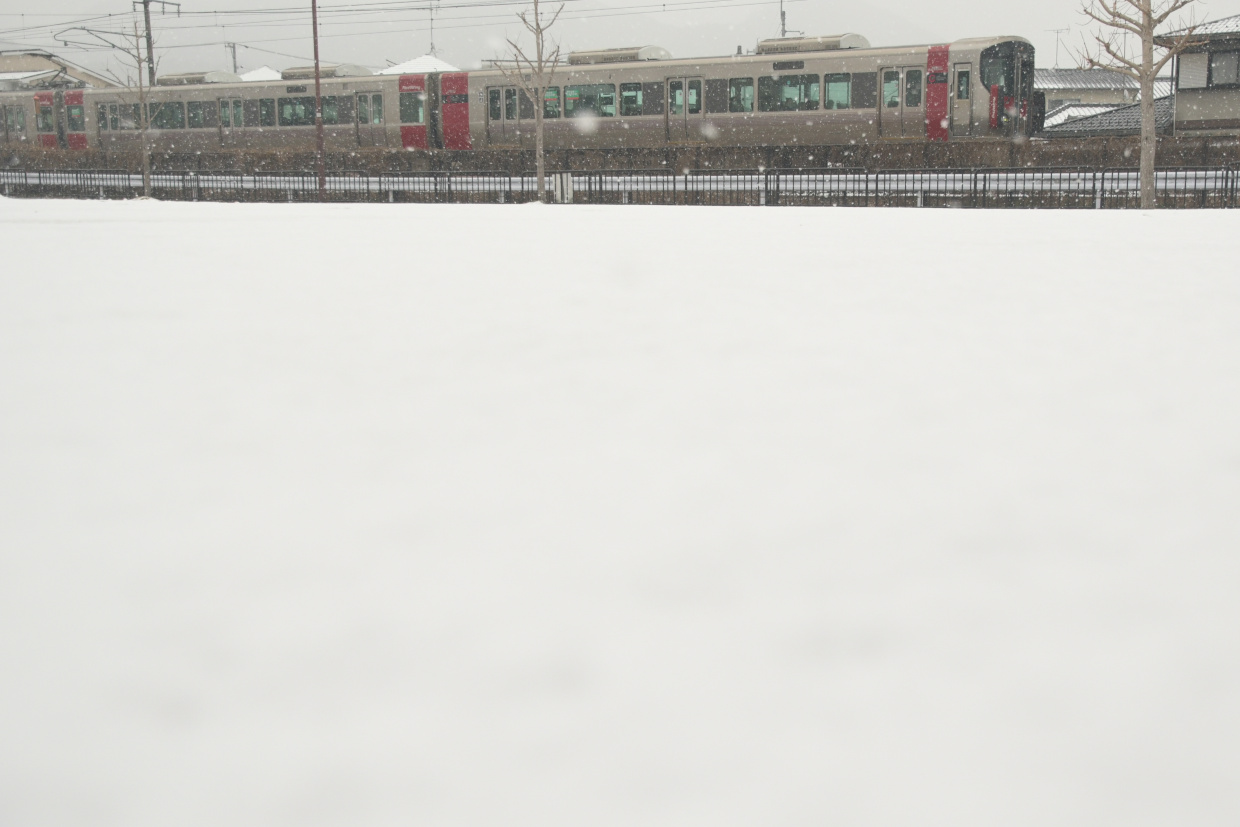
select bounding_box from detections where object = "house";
[1159,14,1240,133]
[0,50,115,89]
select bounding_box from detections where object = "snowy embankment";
[1,198,1238,827]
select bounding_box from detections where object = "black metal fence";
[1,166,1237,208]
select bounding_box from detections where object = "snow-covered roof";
[1041,96,1175,137]
[1043,103,1119,129]
[239,65,282,82]
[378,54,459,75]
[0,69,52,81]
[1035,68,1136,90]
[1162,13,1240,39]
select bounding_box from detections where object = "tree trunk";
[535,93,546,203]
[1140,0,1157,209]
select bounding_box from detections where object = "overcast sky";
[1,0,1237,79]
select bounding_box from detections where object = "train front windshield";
[980,41,1035,101]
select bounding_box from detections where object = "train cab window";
[66,105,85,132]
[544,87,561,119]
[758,75,819,112]
[36,105,54,133]
[259,98,276,127]
[399,91,425,124]
[824,73,851,109]
[729,78,754,112]
[956,70,971,100]
[505,88,517,120]
[904,70,923,107]
[883,71,901,107]
[565,84,616,117]
[620,82,643,116]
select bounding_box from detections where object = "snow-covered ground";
[1,197,1238,827]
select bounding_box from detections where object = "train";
[0,34,1038,155]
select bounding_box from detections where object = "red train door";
[34,91,59,148]
[440,73,472,150]
[65,90,88,150]
[925,46,950,142]
[398,74,429,149]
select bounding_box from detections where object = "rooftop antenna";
[779,0,802,39]
[1047,28,1069,68]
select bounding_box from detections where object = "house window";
[1210,51,1240,86]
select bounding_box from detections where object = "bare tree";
[497,0,563,202]
[1080,0,1200,208]
[59,24,156,196]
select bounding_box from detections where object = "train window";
[519,89,536,120]
[488,89,501,120]
[758,75,819,112]
[399,92,424,125]
[620,83,644,116]
[956,70,971,100]
[371,94,384,124]
[687,80,702,114]
[883,71,900,108]
[565,84,616,117]
[357,94,369,124]
[544,87,561,119]
[66,104,85,132]
[97,104,108,130]
[149,101,186,130]
[669,80,684,115]
[187,101,207,128]
[233,99,244,128]
[505,88,517,120]
[825,73,851,109]
[220,100,230,127]
[617,83,639,115]
[704,79,728,114]
[259,99,276,127]
[8,105,26,135]
[642,82,664,115]
[118,104,139,130]
[321,96,339,125]
[904,70,923,107]
[36,105,54,133]
[278,97,317,127]
[729,78,754,112]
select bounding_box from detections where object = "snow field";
[1,197,1239,827]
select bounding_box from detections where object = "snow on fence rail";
[1,167,1236,208]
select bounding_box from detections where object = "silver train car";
[0,34,1036,155]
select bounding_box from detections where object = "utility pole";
[132,0,180,87]
[225,41,238,73]
[778,0,801,39]
[429,1,438,56]
[312,0,326,200]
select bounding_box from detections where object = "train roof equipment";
[566,46,672,65]
[280,64,373,80]
[754,35,870,54]
[156,71,243,86]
